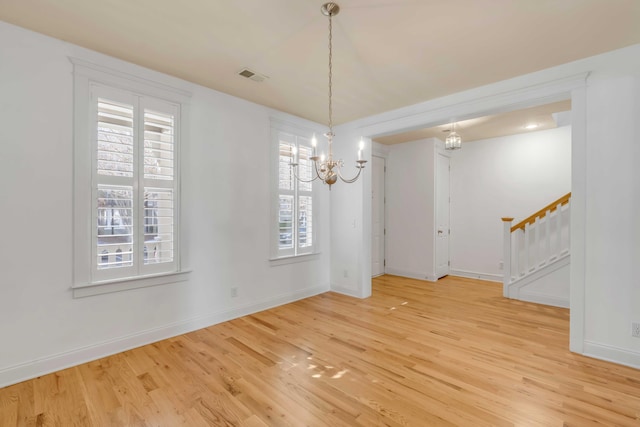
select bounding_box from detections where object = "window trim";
[72,270,191,298]
[71,58,191,296]
[270,118,322,262]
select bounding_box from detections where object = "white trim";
[583,341,640,370]
[357,73,589,138]
[518,290,569,308]
[372,141,391,158]
[330,284,366,298]
[503,255,570,308]
[269,252,321,266]
[72,270,191,298]
[69,57,192,102]
[434,148,451,279]
[449,269,502,283]
[506,254,571,294]
[371,154,387,278]
[569,83,588,354]
[360,137,373,298]
[384,267,437,282]
[269,116,326,139]
[0,284,327,389]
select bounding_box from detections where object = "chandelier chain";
[328,10,333,135]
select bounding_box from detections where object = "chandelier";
[445,122,462,150]
[290,2,366,189]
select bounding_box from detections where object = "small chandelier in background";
[290,2,366,190]
[445,122,462,150]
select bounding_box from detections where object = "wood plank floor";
[1,275,640,426]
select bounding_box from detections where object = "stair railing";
[502,192,571,296]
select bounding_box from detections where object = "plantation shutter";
[97,99,134,177]
[276,131,314,257]
[91,87,179,281]
[278,139,295,255]
[296,144,313,253]
[95,97,135,272]
[143,108,175,266]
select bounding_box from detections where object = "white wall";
[581,69,640,365]
[0,21,330,387]
[385,138,437,280]
[328,126,370,297]
[450,126,571,280]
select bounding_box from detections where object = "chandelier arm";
[336,164,365,184]
[290,163,320,183]
[312,159,327,181]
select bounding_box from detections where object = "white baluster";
[566,199,571,253]
[533,217,541,271]
[545,209,551,265]
[515,229,521,277]
[556,202,563,257]
[524,222,530,275]
[502,217,514,297]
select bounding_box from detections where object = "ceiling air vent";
[238,68,268,83]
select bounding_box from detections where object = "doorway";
[435,152,450,279]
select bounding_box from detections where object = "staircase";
[501,193,571,308]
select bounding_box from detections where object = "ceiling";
[1,1,639,128]
[374,100,572,145]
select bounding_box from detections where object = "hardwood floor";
[2,275,640,426]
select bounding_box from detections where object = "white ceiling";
[1,1,639,127]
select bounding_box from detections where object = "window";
[72,59,190,296]
[273,126,316,258]
[92,92,177,279]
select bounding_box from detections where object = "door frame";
[371,154,386,277]
[434,149,451,279]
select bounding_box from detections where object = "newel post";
[501,217,514,298]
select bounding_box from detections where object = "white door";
[435,153,450,278]
[371,156,385,277]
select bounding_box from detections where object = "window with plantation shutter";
[91,88,178,282]
[72,59,190,296]
[273,128,316,258]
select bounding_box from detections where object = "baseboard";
[583,340,640,370]
[384,267,436,282]
[0,285,327,389]
[449,269,502,283]
[330,284,367,298]
[518,290,569,308]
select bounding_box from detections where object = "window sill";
[72,270,191,298]
[269,252,321,267]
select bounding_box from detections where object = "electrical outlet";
[231,287,238,298]
[498,260,504,270]
[632,322,640,338]
[343,269,348,278]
